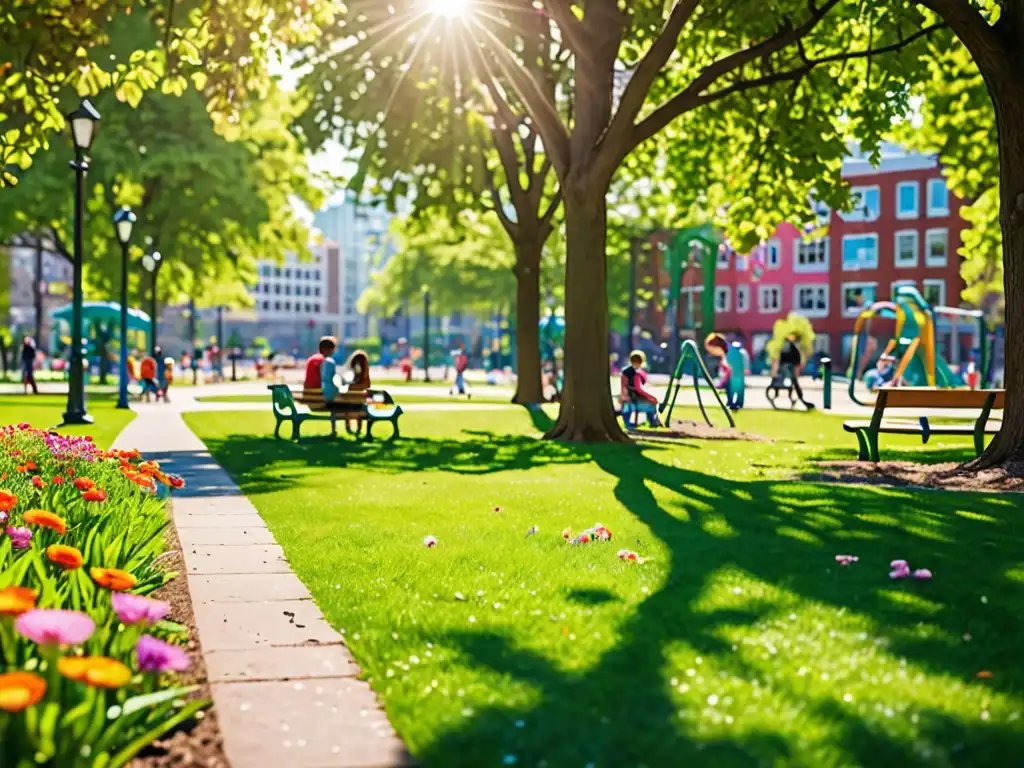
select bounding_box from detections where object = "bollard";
[821,357,832,410]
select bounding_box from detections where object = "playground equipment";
[663,226,720,368]
[50,302,152,371]
[847,286,990,407]
[703,334,748,410]
[657,339,736,429]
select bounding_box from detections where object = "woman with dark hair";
[21,337,38,395]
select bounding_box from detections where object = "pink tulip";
[136,635,190,673]
[0,511,8,525]
[424,535,438,548]
[835,555,859,566]
[913,569,932,580]
[890,560,909,571]
[6,526,32,549]
[15,609,95,645]
[112,592,170,625]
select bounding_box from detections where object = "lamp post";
[141,250,162,354]
[422,286,431,382]
[62,99,101,426]
[113,207,136,409]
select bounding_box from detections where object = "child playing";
[161,357,175,402]
[139,351,160,402]
[864,353,896,392]
[619,351,661,428]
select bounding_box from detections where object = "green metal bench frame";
[842,388,1003,462]
[267,384,403,442]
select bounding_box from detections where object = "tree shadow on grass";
[197,430,595,496]
[410,443,1024,767]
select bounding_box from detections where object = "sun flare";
[427,0,471,20]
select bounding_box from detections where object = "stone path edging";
[113,410,412,768]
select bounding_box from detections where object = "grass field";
[0,393,134,448]
[185,406,1024,766]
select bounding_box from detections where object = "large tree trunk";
[971,79,1024,470]
[512,235,544,405]
[545,185,629,443]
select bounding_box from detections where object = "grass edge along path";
[186,406,1024,767]
[0,393,135,449]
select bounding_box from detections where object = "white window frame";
[891,279,916,300]
[893,229,919,268]
[736,284,750,313]
[716,245,731,271]
[922,278,947,307]
[841,185,881,222]
[793,237,830,274]
[895,181,920,220]
[735,253,749,272]
[793,284,829,319]
[841,281,878,318]
[925,228,949,267]
[757,284,782,314]
[927,178,950,217]
[766,239,782,270]
[714,285,731,313]
[841,233,880,272]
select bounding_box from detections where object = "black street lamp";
[141,250,163,354]
[422,286,431,382]
[113,206,136,410]
[61,99,100,426]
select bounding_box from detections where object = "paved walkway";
[114,411,411,767]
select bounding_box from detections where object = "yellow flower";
[90,567,137,591]
[0,671,46,712]
[0,585,37,616]
[58,656,132,689]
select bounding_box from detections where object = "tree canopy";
[0,84,322,309]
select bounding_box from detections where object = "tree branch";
[917,0,1005,67]
[540,0,586,56]
[471,18,571,179]
[540,187,562,234]
[483,160,517,238]
[606,0,700,142]
[631,16,944,150]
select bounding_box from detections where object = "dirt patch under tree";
[807,460,1024,493]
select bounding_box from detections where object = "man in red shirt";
[450,345,470,397]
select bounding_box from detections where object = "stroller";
[766,364,815,410]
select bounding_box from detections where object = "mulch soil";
[634,419,775,443]
[132,515,228,768]
[807,460,1024,493]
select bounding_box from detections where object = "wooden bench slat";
[843,420,1002,435]
[878,387,1005,409]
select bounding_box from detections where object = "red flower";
[25,461,37,471]
[10,450,20,457]
[73,478,95,492]
[51,477,64,485]
[31,476,45,489]
[66,467,76,477]
[81,489,107,503]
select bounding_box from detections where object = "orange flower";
[58,656,132,689]
[0,671,47,712]
[73,477,95,491]
[81,489,107,502]
[52,476,64,485]
[0,490,16,511]
[15,465,26,474]
[25,461,37,471]
[66,466,76,477]
[90,567,137,591]
[22,509,67,535]
[138,461,160,473]
[46,544,84,570]
[0,586,37,616]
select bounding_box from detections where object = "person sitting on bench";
[864,353,897,392]
[302,336,361,436]
[620,350,661,427]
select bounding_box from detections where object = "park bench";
[267,384,403,442]
[843,387,1004,462]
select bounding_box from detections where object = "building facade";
[4,243,73,351]
[634,144,970,371]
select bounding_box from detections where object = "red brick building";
[629,144,973,371]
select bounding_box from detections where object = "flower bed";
[0,424,198,766]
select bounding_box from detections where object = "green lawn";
[0,393,134,448]
[185,406,1024,766]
